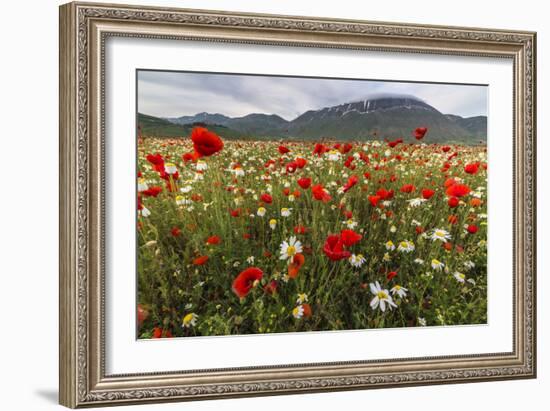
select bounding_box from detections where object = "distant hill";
[445,114,487,141]
[166,112,289,137]
[147,94,487,144]
[138,113,244,139]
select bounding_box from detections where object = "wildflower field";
[137,127,488,338]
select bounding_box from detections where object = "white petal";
[370,297,379,308]
[369,283,378,295]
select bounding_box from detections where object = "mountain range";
[139,94,487,144]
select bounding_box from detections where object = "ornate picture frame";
[59,2,536,407]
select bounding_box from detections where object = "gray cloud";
[138,70,487,120]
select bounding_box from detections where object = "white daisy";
[453,272,466,283]
[279,236,303,261]
[414,258,425,265]
[343,219,358,229]
[385,240,396,251]
[182,313,198,328]
[408,198,427,207]
[269,219,277,230]
[369,281,397,312]
[430,228,452,243]
[431,259,445,271]
[257,207,266,217]
[139,206,151,217]
[463,260,476,270]
[349,254,366,268]
[418,317,427,326]
[233,166,245,177]
[296,293,308,304]
[195,160,208,171]
[164,163,177,175]
[327,150,341,161]
[137,178,148,192]
[281,207,292,217]
[180,185,193,193]
[292,305,304,319]
[390,285,408,298]
[397,240,415,253]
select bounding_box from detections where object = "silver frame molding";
[59,2,536,408]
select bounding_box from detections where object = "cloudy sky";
[138,70,487,120]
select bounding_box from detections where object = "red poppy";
[182,152,195,162]
[323,235,351,261]
[312,184,332,202]
[415,226,424,235]
[302,303,313,318]
[191,127,224,158]
[400,184,416,193]
[229,208,241,217]
[295,157,307,168]
[368,195,381,207]
[171,227,181,237]
[448,215,459,224]
[263,280,278,295]
[388,138,403,148]
[448,196,459,208]
[342,143,353,153]
[232,267,263,298]
[286,161,298,173]
[297,177,312,189]
[422,188,435,199]
[413,127,428,140]
[294,225,308,234]
[342,175,359,193]
[278,145,290,154]
[444,178,457,188]
[464,163,479,174]
[260,193,273,204]
[313,143,328,156]
[442,146,451,153]
[376,188,394,200]
[467,225,479,234]
[142,186,163,197]
[152,327,163,338]
[146,153,165,172]
[446,183,471,197]
[206,235,221,245]
[340,229,362,247]
[387,271,397,280]
[193,255,209,265]
[152,327,172,338]
[344,156,355,169]
[288,253,305,279]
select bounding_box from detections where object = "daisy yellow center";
[394,285,401,290]
[286,245,296,256]
[433,259,440,264]
[377,291,388,299]
[282,208,289,212]
[166,163,175,167]
[400,241,408,248]
[183,313,194,324]
[435,230,445,237]
[459,273,465,279]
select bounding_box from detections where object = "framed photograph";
[59,2,537,408]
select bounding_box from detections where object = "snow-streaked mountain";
[161,94,486,143]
